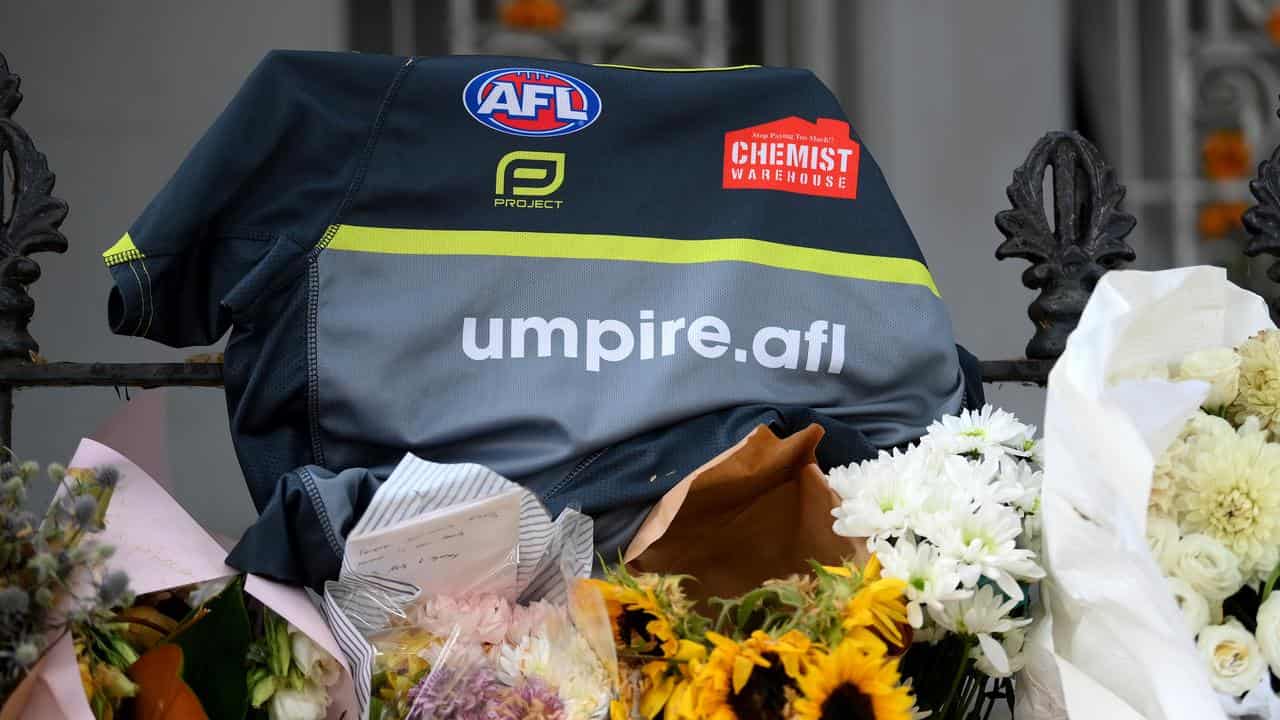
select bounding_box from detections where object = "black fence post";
[995,131,1137,360]
[1243,98,1280,319]
[0,52,70,450]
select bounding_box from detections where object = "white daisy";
[972,626,1028,678]
[925,404,1036,460]
[938,455,1024,511]
[829,448,932,541]
[918,503,1045,601]
[873,535,968,629]
[928,585,1031,676]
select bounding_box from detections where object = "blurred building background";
[1,0,1274,536]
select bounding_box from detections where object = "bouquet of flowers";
[826,404,1045,718]
[362,592,612,720]
[75,575,344,720]
[1133,329,1280,713]
[590,557,917,720]
[320,453,610,720]
[585,404,1044,720]
[1023,267,1278,720]
[0,459,129,712]
[1,439,357,720]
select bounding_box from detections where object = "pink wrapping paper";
[1,438,357,720]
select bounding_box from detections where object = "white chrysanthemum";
[938,456,1023,511]
[1152,412,1235,517]
[1198,620,1268,696]
[495,613,609,720]
[927,585,1031,677]
[1230,329,1280,439]
[925,405,1036,460]
[872,535,968,629]
[1174,417,1280,580]
[829,448,932,540]
[972,626,1028,679]
[996,456,1042,517]
[917,503,1045,601]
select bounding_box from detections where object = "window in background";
[347,0,765,67]
[1073,0,1280,311]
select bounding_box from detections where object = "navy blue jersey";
[104,51,972,588]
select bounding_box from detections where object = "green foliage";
[172,578,252,720]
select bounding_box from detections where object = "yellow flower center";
[1209,486,1260,537]
[1214,641,1251,675]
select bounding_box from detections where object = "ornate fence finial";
[1242,96,1280,317]
[995,131,1136,360]
[0,52,69,362]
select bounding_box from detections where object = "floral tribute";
[592,559,916,720]
[1134,330,1280,707]
[79,576,343,720]
[367,594,612,720]
[593,404,1044,720]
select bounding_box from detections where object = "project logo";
[464,68,602,137]
[494,151,565,209]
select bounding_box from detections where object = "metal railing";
[0,51,1277,450]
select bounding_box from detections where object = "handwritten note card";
[344,488,523,597]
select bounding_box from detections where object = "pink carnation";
[414,594,513,646]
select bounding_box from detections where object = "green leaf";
[172,577,252,720]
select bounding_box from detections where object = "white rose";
[1177,348,1242,411]
[1173,533,1245,602]
[1166,576,1211,636]
[1256,592,1280,678]
[268,681,329,720]
[1198,620,1268,696]
[289,625,342,687]
[1147,514,1182,573]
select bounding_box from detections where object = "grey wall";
[0,1,344,539]
[845,0,1068,429]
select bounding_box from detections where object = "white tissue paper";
[1018,267,1277,720]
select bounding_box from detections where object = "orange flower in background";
[1198,201,1249,239]
[1269,7,1280,45]
[1203,130,1251,180]
[502,0,566,31]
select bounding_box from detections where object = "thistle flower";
[72,495,98,527]
[0,587,29,615]
[98,570,131,606]
[94,466,120,489]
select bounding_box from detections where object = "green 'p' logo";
[495,151,565,197]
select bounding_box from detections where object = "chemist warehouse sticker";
[723,117,860,200]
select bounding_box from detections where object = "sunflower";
[695,630,814,720]
[588,579,680,658]
[842,578,910,652]
[793,637,914,720]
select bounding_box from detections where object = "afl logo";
[463,68,602,137]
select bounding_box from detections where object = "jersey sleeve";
[104,50,409,347]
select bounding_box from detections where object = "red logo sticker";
[723,117,860,199]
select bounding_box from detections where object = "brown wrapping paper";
[624,423,862,605]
